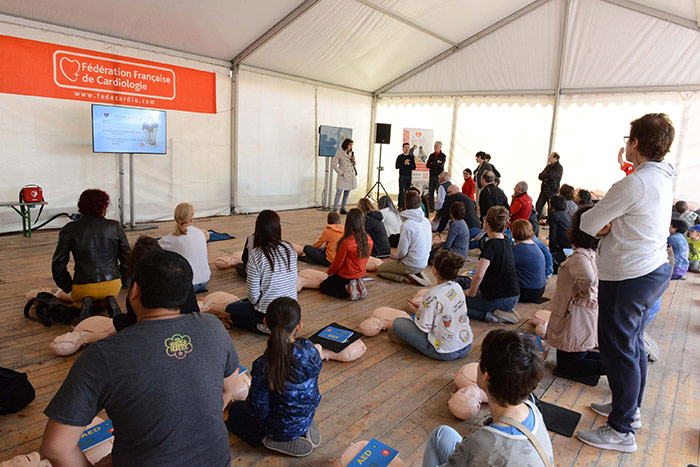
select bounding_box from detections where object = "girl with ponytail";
[226,297,322,457]
[159,202,211,292]
[320,208,373,300]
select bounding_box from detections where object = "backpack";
[24,292,78,326]
[0,367,35,415]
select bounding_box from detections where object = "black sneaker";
[339,209,348,215]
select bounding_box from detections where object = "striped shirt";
[246,242,298,313]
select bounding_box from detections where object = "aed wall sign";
[0,35,216,113]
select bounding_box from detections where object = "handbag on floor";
[0,367,35,415]
[24,292,78,326]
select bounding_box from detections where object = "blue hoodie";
[246,338,322,441]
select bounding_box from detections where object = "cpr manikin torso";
[358,307,411,336]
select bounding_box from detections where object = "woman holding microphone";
[332,138,357,214]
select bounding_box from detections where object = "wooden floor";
[0,208,698,466]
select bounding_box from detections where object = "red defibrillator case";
[20,185,43,203]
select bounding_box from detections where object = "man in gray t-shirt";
[41,250,239,467]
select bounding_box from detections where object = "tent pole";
[314,87,319,206]
[230,65,239,213]
[547,0,573,157]
[447,96,459,176]
[673,92,694,198]
[367,97,378,192]
[601,0,699,31]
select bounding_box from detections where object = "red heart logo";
[104,113,109,118]
[59,57,81,82]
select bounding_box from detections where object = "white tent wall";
[235,69,372,213]
[554,93,682,195]
[375,99,455,195]
[452,96,554,203]
[316,88,372,206]
[0,22,232,234]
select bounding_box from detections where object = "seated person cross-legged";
[40,250,240,467]
[52,189,131,320]
[390,250,473,361]
[547,206,605,382]
[301,211,344,267]
[357,198,391,258]
[227,297,321,457]
[226,210,298,334]
[463,207,521,324]
[377,190,432,287]
[320,209,373,300]
[113,235,199,332]
[511,220,547,303]
[378,195,402,248]
[423,330,554,467]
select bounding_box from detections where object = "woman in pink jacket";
[546,206,604,383]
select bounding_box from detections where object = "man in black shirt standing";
[395,142,416,209]
[535,152,563,221]
[426,141,447,211]
[478,171,509,221]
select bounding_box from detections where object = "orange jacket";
[327,234,373,279]
[312,224,344,262]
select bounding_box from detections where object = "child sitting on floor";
[226,297,321,457]
[320,208,373,300]
[429,201,470,263]
[390,250,472,361]
[687,225,700,273]
[423,329,553,466]
[301,211,344,267]
[668,219,689,280]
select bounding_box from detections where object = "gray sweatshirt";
[396,207,432,270]
[580,161,676,281]
[444,401,553,467]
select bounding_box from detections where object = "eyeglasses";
[623,136,630,143]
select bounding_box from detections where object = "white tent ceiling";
[0,0,699,94]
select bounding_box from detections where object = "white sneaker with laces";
[576,424,637,452]
[590,402,642,429]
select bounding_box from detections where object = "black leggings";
[555,349,605,379]
[320,274,351,299]
[303,245,331,267]
[519,286,545,303]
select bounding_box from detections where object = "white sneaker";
[576,424,637,452]
[590,402,642,429]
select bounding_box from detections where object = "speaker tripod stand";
[365,143,389,201]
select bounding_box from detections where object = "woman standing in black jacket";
[52,189,131,319]
[357,198,391,258]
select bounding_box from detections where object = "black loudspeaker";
[375,123,391,144]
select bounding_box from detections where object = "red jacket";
[327,234,373,279]
[511,192,532,222]
[462,178,476,201]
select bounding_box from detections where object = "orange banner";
[0,35,216,113]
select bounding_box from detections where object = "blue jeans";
[333,189,350,211]
[598,262,671,433]
[398,175,412,209]
[193,280,209,293]
[469,227,481,250]
[466,293,519,322]
[392,318,471,361]
[423,425,462,466]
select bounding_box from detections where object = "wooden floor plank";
[0,208,697,466]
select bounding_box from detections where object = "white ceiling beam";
[373,0,553,96]
[0,14,231,68]
[562,85,700,94]
[353,0,458,46]
[601,0,700,30]
[232,0,322,66]
[379,89,556,98]
[547,0,573,155]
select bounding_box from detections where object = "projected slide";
[92,104,166,154]
[319,125,352,157]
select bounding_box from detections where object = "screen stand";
[118,153,157,232]
[365,143,389,201]
[320,156,334,211]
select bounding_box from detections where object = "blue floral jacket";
[247,338,322,441]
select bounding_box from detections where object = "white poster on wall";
[403,128,433,189]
